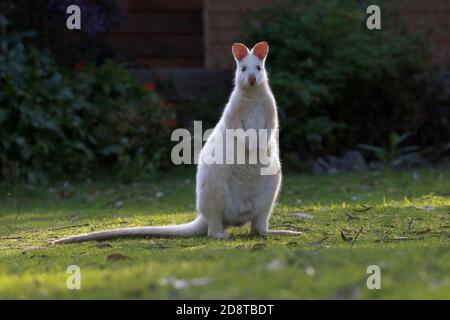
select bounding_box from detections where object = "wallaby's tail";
[52,216,208,244]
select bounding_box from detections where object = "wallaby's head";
[232,41,269,88]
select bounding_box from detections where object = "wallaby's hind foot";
[208,232,230,240]
[207,221,230,240]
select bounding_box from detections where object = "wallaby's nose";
[248,74,256,86]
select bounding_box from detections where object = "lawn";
[0,166,449,299]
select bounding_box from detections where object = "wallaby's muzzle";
[249,74,256,86]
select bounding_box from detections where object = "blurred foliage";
[0,17,174,184]
[0,0,125,66]
[0,21,92,183]
[74,60,176,183]
[358,132,424,167]
[242,0,438,160]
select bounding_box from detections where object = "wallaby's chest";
[234,100,269,130]
[243,109,266,131]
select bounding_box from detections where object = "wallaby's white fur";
[52,42,301,244]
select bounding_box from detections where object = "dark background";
[1,0,449,184]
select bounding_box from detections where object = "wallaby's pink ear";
[232,43,249,61]
[252,41,269,60]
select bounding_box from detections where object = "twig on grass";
[351,227,364,247]
[407,218,414,232]
[0,236,23,240]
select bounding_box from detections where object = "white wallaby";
[52,41,301,244]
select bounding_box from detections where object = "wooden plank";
[240,0,278,10]
[208,45,235,69]
[203,0,211,68]
[208,12,241,28]
[126,0,203,11]
[205,0,241,12]
[107,34,204,57]
[209,27,240,43]
[396,0,450,12]
[113,11,203,34]
[134,56,204,68]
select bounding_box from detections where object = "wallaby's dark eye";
[257,66,261,71]
[241,66,247,72]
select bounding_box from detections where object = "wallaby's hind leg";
[197,195,229,239]
[196,181,228,239]
[250,172,280,236]
[207,217,229,240]
[250,173,302,237]
[250,211,270,236]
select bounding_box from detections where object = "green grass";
[0,167,449,299]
